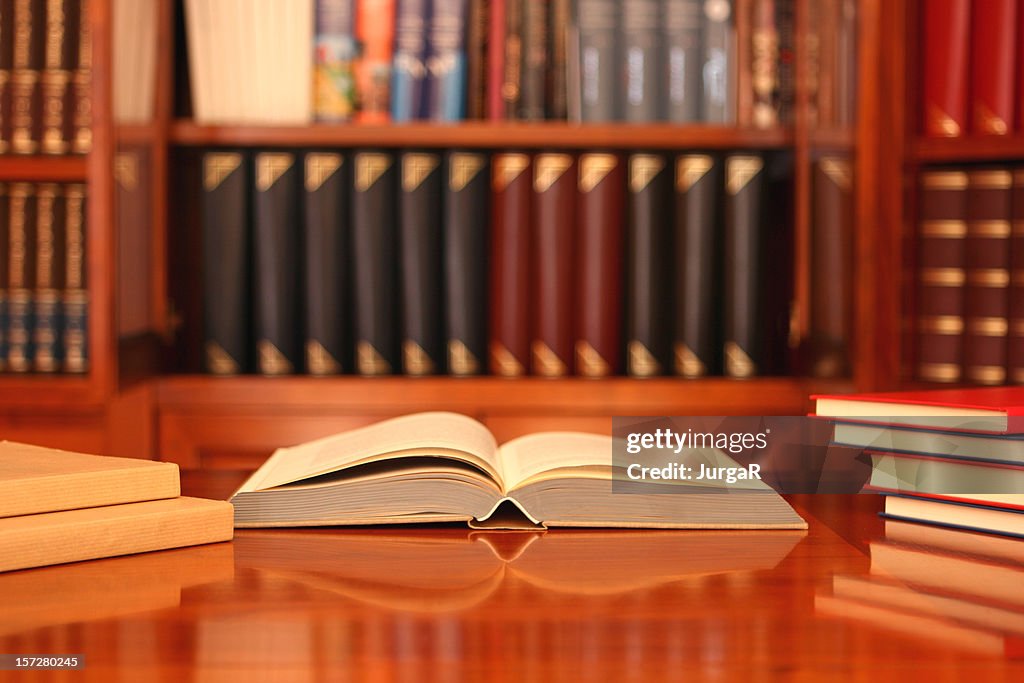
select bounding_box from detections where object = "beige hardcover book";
[0,496,234,572]
[230,412,807,530]
[0,441,180,518]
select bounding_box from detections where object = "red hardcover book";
[813,386,1024,434]
[489,152,532,376]
[355,0,395,123]
[486,0,506,120]
[1010,169,1024,383]
[921,0,969,137]
[970,0,1016,135]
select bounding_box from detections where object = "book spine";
[253,152,301,375]
[501,0,523,118]
[426,0,467,121]
[663,0,702,123]
[7,182,35,372]
[61,181,84,372]
[465,0,488,119]
[114,149,152,337]
[10,0,44,154]
[391,0,429,122]
[673,154,723,377]
[201,152,250,375]
[1011,170,1024,384]
[485,0,506,120]
[40,0,76,154]
[921,0,969,137]
[723,154,765,377]
[0,183,7,370]
[576,153,624,377]
[622,0,662,123]
[0,0,13,154]
[834,0,855,127]
[356,0,395,123]
[749,0,779,129]
[804,0,820,127]
[809,156,853,377]
[519,0,547,120]
[32,182,62,371]
[963,168,1011,385]
[399,151,445,375]
[70,0,89,153]
[969,0,1016,136]
[702,0,736,124]
[916,169,968,383]
[444,150,490,375]
[314,0,358,122]
[547,0,570,120]
[625,153,671,377]
[577,0,618,122]
[815,0,837,127]
[489,152,532,376]
[532,152,576,376]
[353,151,399,374]
[303,152,351,375]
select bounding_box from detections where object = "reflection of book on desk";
[0,543,234,636]
[230,412,806,529]
[233,528,804,612]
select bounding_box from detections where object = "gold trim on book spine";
[258,340,293,375]
[35,184,56,288]
[820,157,852,191]
[355,153,392,192]
[304,153,343,192]
[114,152,139,191]
[917,362,960,383]
[925,105,961,137]
[534,154,573,193]
[969,168,1012,188]
[966,365,1006,385]
[204,153,242,191]
[628,341,662,377]
[492,154,530,192]
[403,340,436,376]
[449,153,485,191]
[256,153,294,192]
[726,156,764,194]
[489,342,524,377]
[449,340,481,376]
[675,155,713,192]
[579,154,617,193]
[575,341,611,378]
[306,340,341,375]
[919,220,966,238]
[402,153,440,192]
[920,267,965,287]
[966,268,1009,287]
[973,103,1009,136]
[674,343,707,378]
[630,155,666,193]
[724,341,757,378]
[532,341,568,377]
[967,317,1008,336]
[968,220,1010,239]
[920,170,967,189]
[64,185,85,289]
[205,342,240,375]
[44,0,65,69]
[918,315,963,335]
[8,184,29,289]
[357,341,392,376]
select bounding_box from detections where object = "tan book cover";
[0,440,180,518]
[0,496,233,572]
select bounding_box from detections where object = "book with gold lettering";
[230,412,807,529]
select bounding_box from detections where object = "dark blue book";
[426,0,468,120]
[392,0,431,121]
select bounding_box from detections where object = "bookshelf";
[4,0,894,464]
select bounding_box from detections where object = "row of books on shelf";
[198,147,830,378]
[0,0,92,155]
[922,0,1024,138]
[184,0,855,126]
[915,166,1024,386]
[0,181,88,374]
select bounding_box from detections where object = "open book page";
[234,412,502,494]
[498,432,613,492]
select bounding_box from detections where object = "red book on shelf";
[970,0,1016,135]
[921,0,969,137]
[813,387,1024,434]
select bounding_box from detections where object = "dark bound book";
[465,0,488,119]
[32,183,63,372]
[303,152,351,375]
[532,152,576,377]
[391,0,429,122]
[916,170,968,383]
[486,0,506,120]
[253,152,301,376]
[577,0,618,122]
[10,0,44,154]
[626,153,671,377]
[201,152,250,375]
[490,152,532,376]
[353,151,400,375]
[426,0,468,121]
[969,0,1015,136]
[444,151,490,375]
[964,168,1011,385]
[40,0,77,154]
[1011,170,1024,384]
[750,0,780,129]
[548,0,570,120]
[0,0,14,154]
[663,0,702,123]
[500,0,524,118]
[723,153,790,378]
[70,0,90,153]
[399,151,445,375]
[809,156,853,378]
[61,182,85,372]
[6,182,35,372]
[673,154,723,377]
[622,0,662,122]
[702,0,736,124]
[0,184,7,369]
[519,0,547,120]
[576,153,624,377]
[921,0,969,137]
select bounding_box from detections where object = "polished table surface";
[1,471,1022,681]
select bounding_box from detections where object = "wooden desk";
[0,472,1020,680]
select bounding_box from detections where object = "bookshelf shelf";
[168,121,795,150]
[0,375,100,411]
[0,156,88,182]
[911,135,1024,163]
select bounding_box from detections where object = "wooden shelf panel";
[169,121,794,150]
[0,374,102,412]
[157,375,850,416]
[0,156,88,182]
[911,135,1024,162]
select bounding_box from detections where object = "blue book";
[425,0,468,121]
[392,0,431,121]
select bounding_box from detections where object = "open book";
[230,412,807,529]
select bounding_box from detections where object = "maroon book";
[1010,170,1024,384]
[490,152,532,376]
[921,0,969,137]
[970,0,1016,136]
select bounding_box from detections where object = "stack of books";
[815,387,1024,538]
[0,441,233,572]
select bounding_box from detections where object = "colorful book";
[391,0,429,121]
[356,0,395,122]
[314,0,358,121]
